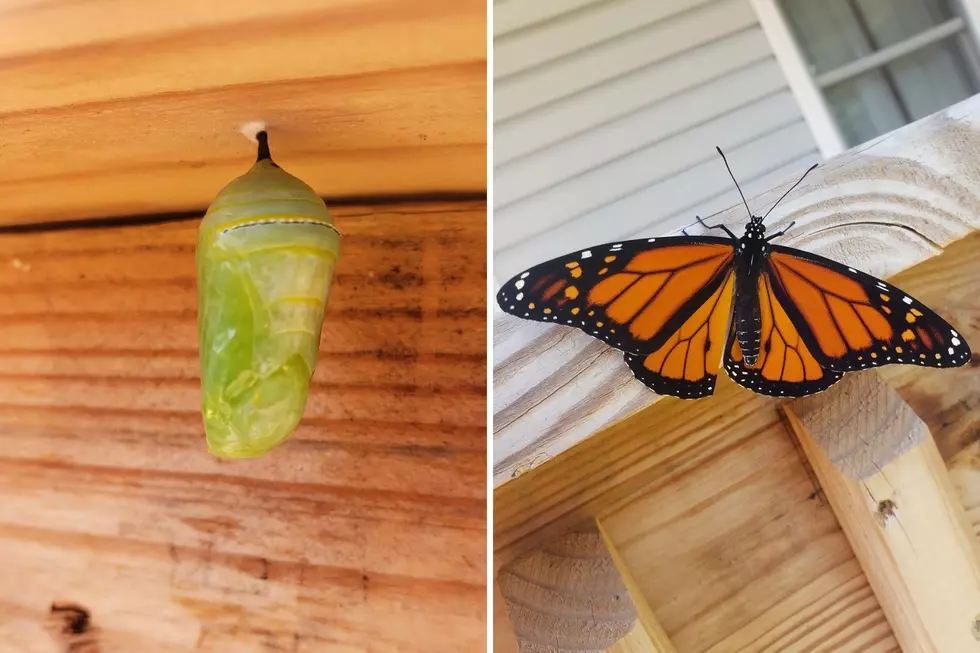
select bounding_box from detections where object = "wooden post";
[784,371,980,652]
[496,522,676,653]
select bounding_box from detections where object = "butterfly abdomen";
[735,299,762,366]
[734,254,763,367]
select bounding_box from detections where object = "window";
[754,0,980,153]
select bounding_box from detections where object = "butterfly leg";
[765,220,796,241]
[695,215,737,240]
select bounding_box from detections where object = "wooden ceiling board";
[0,0,487,225]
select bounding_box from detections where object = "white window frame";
[751,0,980,158]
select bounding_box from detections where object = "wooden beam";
[784,372,980,652]
[493,93,980,487]
[596,520,677,653]
[497,522,646,653]
[0,0,486,225]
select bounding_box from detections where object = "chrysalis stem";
[256,131,273,162]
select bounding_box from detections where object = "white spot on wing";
[515,279,525,289]
[903,296,912,304]
[953,337,961,346]
[516,293,524,301]
[520,272,530,279]
[581,250,592,259]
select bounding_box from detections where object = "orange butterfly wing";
[496,237,735,356]
[724,272,842,397]
[766,246,971,371]
[623,270,734,398]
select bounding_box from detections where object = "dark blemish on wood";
[261,558,269,581]
[343,307,423,320]
[375,344,419,362]
[972,614,980,640]
[50,602,90,635]
[378,265,423,290]
[876,498,898,525]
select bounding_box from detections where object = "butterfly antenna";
[761,162,818,221]
[716,146,752,218]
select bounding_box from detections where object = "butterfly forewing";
[496,237,736,356]
[766,246,972,372]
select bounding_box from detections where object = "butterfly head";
[744,216,766,239]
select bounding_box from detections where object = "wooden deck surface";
[0,200,487,652]
[0,0,486,226]
[495,230,980,652]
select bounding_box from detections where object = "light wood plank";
[493,94,980,487]
[785,374,980,652]
[0,201,486,652]
[0,0,486,224]
[597,521,677,653]
[606,626,668,653]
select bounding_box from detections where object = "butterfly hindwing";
[623,270,735,399]
[496,237,735,356]
[766,245,971,372]
[724,272,842,397]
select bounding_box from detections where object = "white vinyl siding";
[493,0,821,283]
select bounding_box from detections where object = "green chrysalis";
[197,130,341,457]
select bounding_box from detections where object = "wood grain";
[790,371,927,479]
[493,93,980,486]
[497,523,637,653]
[0,0,486,225]
[495,372,900,653]
[785,376,980,653]
[0,201,486,652]
[596,521,676,653]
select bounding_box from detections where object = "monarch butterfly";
[496,148,971,399]
[197,129,341,457]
